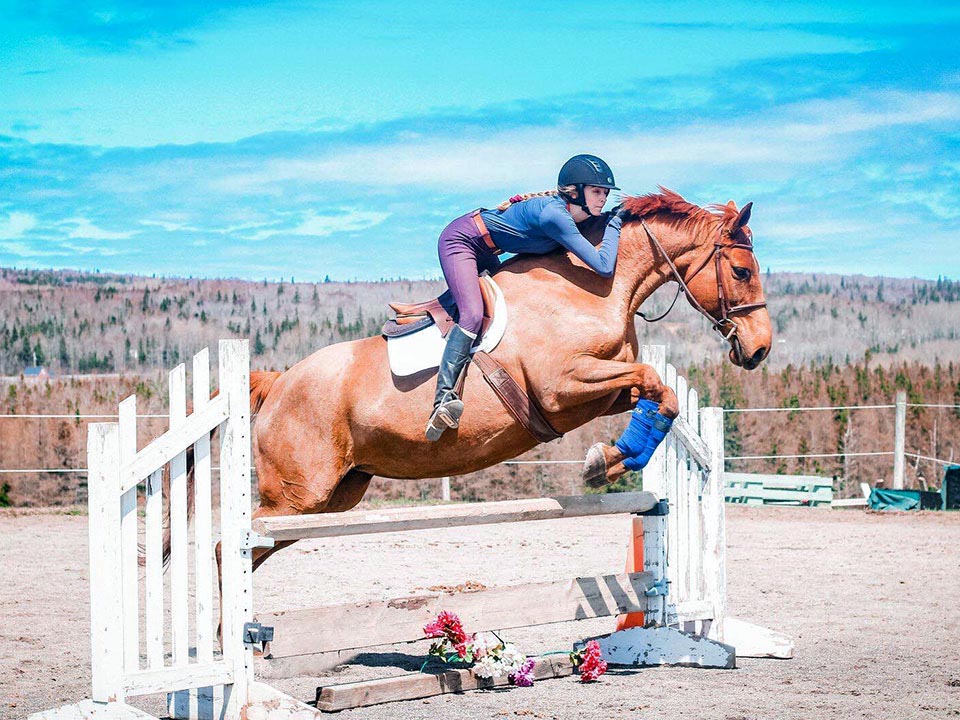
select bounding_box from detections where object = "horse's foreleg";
[556,357,677,488]
[554,357,678,418]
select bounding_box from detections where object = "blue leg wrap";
[615,399,674,471]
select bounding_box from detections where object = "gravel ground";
[2,505,959,720]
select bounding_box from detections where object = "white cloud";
[245,209,391,240]
[0,211,38,240]
[60,217,138,240]
[0,240,59,258]
[209,90,960,195]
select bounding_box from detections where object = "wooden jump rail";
[252,491,660,541]
[31,342,793,720]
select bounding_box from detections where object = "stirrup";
[425,394,465,442]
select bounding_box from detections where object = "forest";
[1,267,958,506]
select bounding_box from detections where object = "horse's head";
[619,190,772,370]
[683,200,772,370]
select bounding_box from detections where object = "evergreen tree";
[58,335,69,369]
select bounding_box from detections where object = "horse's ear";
[730,202,752,234]
[726,200,737,209]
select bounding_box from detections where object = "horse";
[236,188,772,572]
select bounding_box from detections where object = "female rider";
[426,154,623,441]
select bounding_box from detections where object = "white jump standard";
[29,341,792,719]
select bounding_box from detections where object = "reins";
[636,218,767,341]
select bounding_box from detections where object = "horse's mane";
[619,187,747,243]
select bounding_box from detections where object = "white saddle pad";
[387,274,508,376]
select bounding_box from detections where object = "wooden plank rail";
[254,491,659,542]
[259,571,655,660]
[316,656,575,712]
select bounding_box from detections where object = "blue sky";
[1,1,959,281]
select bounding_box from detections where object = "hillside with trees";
[1,267,958,507]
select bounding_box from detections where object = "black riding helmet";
[558,154,619,216]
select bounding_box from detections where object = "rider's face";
[583,185,610,215]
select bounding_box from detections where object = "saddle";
[381,275,561,444]
[383,275,497,340]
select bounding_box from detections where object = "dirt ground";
[2,505,959,720]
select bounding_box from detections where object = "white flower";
[469,632,501,660]
[473,655,506,679]
[500,643,527,673]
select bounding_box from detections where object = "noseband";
[637,219,767,341]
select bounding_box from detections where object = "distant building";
[22,366,51,381]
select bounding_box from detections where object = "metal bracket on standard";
[644,578,669,597]
[241,530,275,551]
[244,622,275,650]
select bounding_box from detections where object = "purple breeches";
[437,212,501,335]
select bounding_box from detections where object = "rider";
[425,154,623,441]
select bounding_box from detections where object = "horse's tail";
[251,371,282,415]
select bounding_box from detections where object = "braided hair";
[496,185,578,211]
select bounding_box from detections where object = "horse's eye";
[732,266,751,282]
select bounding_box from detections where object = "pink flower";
[577,640,608,683]
[509,657,536,687]
[454,642,469,659]
[423,611,467,645]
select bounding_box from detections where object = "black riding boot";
[425,324,475,441]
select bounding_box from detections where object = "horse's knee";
[658,385,679,419]
[635,364,679,419]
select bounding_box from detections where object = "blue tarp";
[868,488,943,511]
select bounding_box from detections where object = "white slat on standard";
[88,423,125,704]
[192,349,214,665]
[118,396,140,673]
[687,386,703,613]
[700,407,727,642]
[145,468,164,668]
[639,345,667,497]
[642,513,667,626]
[168,365,190,667]
[664,363,679,599]
[675,373,689,607]
[218,340,252,713]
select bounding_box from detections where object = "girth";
[470,351,562,444]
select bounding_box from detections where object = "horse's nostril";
[748,347,767,368]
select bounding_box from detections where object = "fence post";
[441,476,451,502]
[893,390,906,489]
[218,340,253,717]
[87,422,124,704]
[699,407,726,642]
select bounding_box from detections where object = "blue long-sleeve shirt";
[479,196,621,277]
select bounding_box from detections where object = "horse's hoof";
[581,443,609,488]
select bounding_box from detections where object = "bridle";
[636,218,767,342]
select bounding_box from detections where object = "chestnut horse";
[240,189,771,570]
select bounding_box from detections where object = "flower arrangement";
[423,612,609,687]
[423,612,533,685]
[570,640,608,682]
